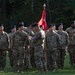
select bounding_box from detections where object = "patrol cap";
[11,25,16,29]
[31,22,38,27]
[57,23,63,27]
[48,24,54,28]
[18,22,24,27]
[71,21,75,24]
[0,24,4,27]
[21,22,24,25]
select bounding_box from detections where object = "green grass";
[1,53,75,75]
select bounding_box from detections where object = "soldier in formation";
[66,21,75,66]
[72,29,75,66]
[0,24,9,70]
[31,23,46,73]
[45,24,60,72]
[23,24,36,69]
[57,23,69,69]
[11,23,29,73]
[1,21,75,73]
[8,25,16,68]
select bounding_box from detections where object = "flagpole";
[43,3,47,70]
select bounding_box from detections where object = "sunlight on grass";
[0,53,75,75]
[31,71,38,73]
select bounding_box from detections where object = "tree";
[0,0,74,32]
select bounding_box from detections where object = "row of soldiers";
[0,21,75,73]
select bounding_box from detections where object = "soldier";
[9,25,16,38]
[57,23,69,69]
[45,24,60,72]
[9,25,16,68]
[66,21,75,66]
[31,22,46,73]
[23,24,36,69]
[72,29,75,66]
[11,23,29,73]
[0,24,9,70]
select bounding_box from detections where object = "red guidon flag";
[38,9,47,30]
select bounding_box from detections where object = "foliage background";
[0,0,75,32]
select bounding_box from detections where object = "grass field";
[1,53,75,75]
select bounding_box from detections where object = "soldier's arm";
[72,34,75,45]
[10,34,14,48]
[66,32,69,46]
[56,34,61,49]
[65,29,67,33]
[44,33,47,50]
[65,28,69,34]
[6,33,10,50]
[24,34,30,50]
[28,30,35,37]
[32,32,41,44]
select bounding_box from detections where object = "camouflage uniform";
[9,32,14,67]
[66,27,75,66]
[0,31,9,70]
[71,31,75,66]
[31,29,46,71]
[45,31,60,71]
[56,30,69,69]
[23,27,36,69]
[11,30,29,72]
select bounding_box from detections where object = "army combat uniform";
[9,32,14,67]
[11,30,29,72]
[0,31,9,70]
[45,31,60,71]
[57,30,69,69]
[8,26,16,68]
[71,31,75,66]
[66,27,75,66]
[31,29,46,72]
[23,27,36,69]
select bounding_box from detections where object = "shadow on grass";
[1,53,75,75]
